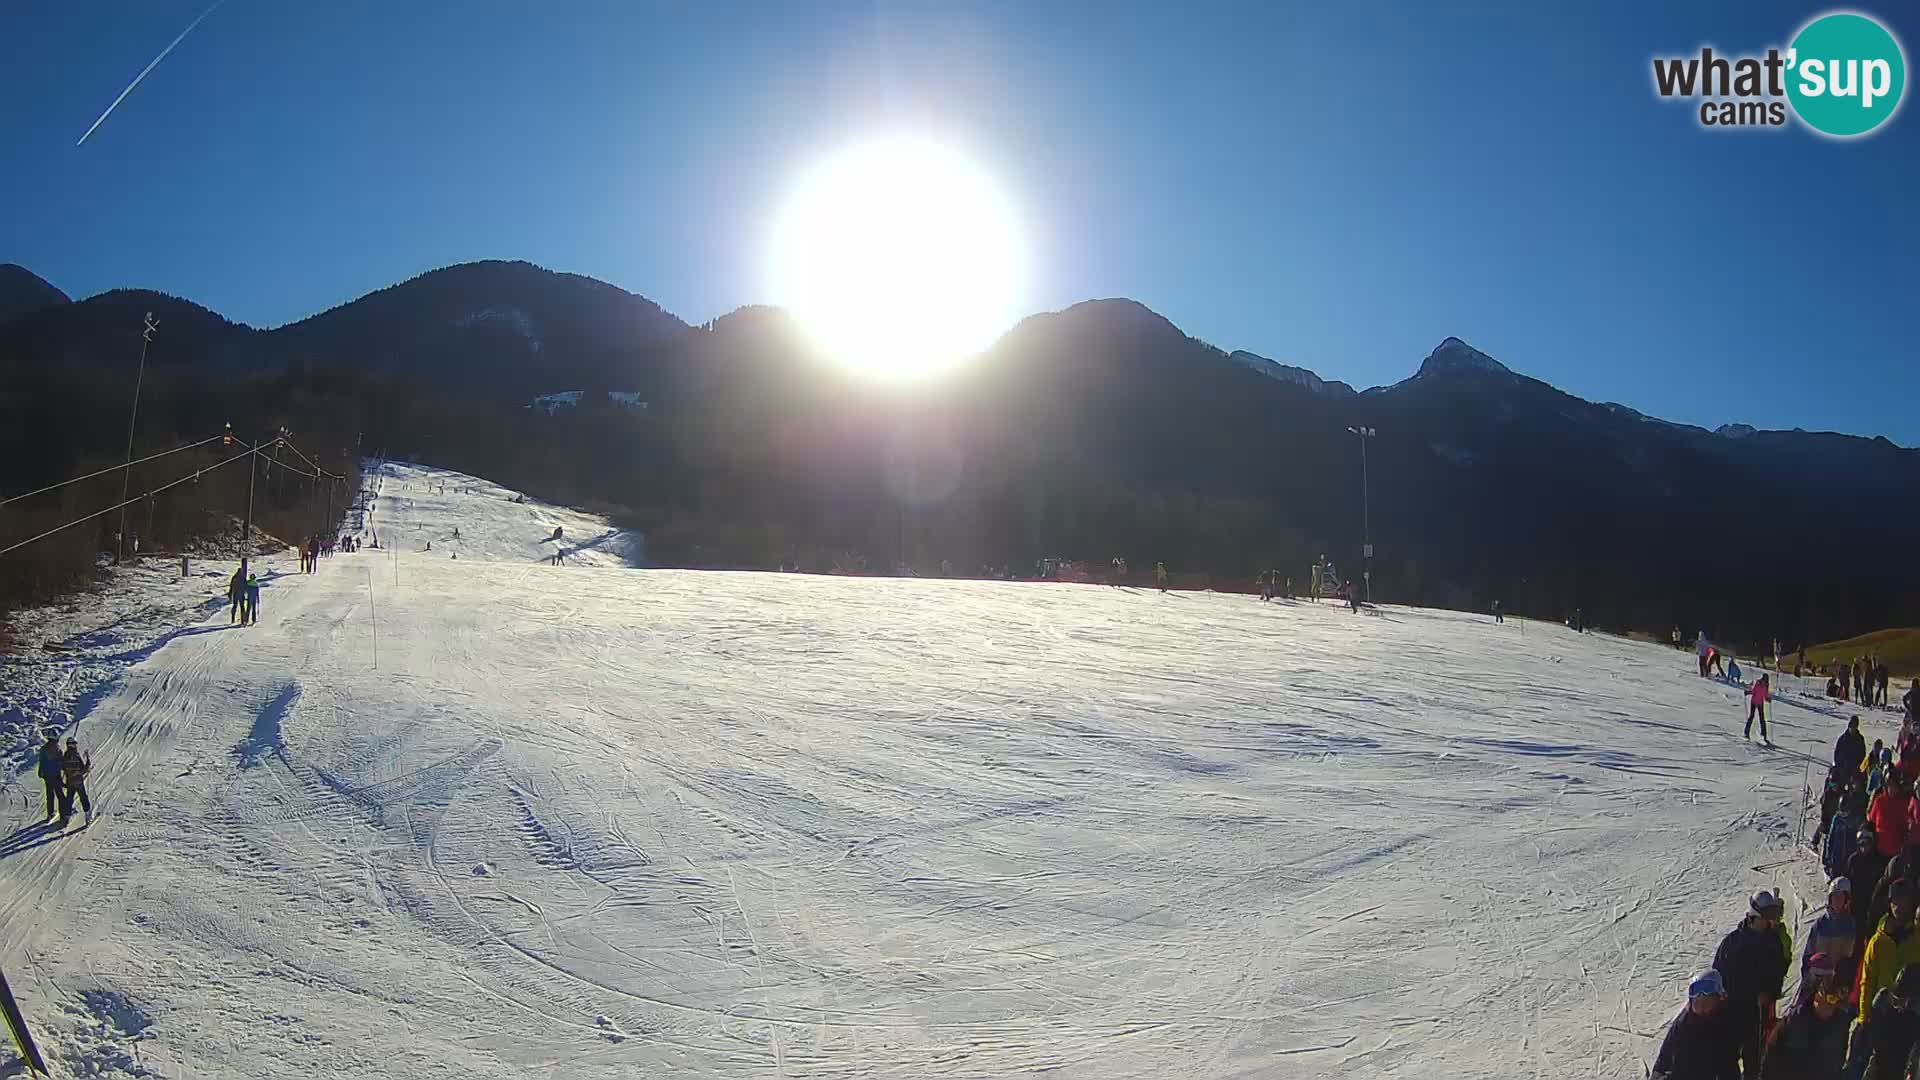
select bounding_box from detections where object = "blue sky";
[4,1,1916,441]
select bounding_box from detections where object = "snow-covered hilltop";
[0,463,1863,1078]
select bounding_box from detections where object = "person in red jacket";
[1745,674,1772,742]
[1872,778,1914,858]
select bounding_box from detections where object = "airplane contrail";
[76,0,229,147]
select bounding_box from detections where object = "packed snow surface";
[0,463,1881,1078]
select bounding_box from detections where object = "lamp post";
[1347,425,1376,604]
[115,312,157,562]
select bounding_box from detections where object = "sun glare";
[770,137,1024,381]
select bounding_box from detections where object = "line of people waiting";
[1655,710,1920,1078]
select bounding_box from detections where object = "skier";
[244,571,261,626]
[1802,879,1859,992]
[1651,970,1741,1080]
[1745,674,1772,742]
[1826,795,1867,879]
[1870,779,1912,858]
[36,735,64,823]
[1850,827,1889,939]
[1763,951,1853,1078]
[1492,599,1503,624]
[1816,766,1852,853]
[1845,962,1920,1079]
[1698,631,1714,677]
[59,737,91,825]
[1714,889,1791,1077]
[1859,881,1920,1010]
[1876,659,1890,709]
[1839,717,1869,778]
[228,560,249,624]
[1153,562,1168,592]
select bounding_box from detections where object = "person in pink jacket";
[1745,673,1772,742]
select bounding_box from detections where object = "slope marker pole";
[365,566,379,670]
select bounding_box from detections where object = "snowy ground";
[0,463,1899,1078]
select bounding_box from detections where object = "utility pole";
[1347,425,1377,604]
[116,312,157,562]
[241,430,258,552]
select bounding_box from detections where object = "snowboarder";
[1762,951,1853,1077]
[228,560,249,624]
[1746,674,1772,742]
[59,737,91,825]
[1845,962,1920,1079]
[1652,969,1741,1080]
[36,736,64,822]
[1714,889,1790,1077]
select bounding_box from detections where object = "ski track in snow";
[0,460,1897,1078]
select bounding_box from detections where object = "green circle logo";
[1787,12,1907,137]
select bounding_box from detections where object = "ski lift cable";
[0,448,253,560]
[0,433,227,509]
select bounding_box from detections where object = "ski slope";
[0,463,1886,1078]
[360,461,643,567]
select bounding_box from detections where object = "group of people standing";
[227,560,261,626]
[1829,657,1897,708]
[33,735,92,827]
[1659,705,1920,1077]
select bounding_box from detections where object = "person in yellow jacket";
[1857,879,1920,1010]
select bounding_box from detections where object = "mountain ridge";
[0,258,1907,452]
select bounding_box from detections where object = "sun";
[769,137,1025,381]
